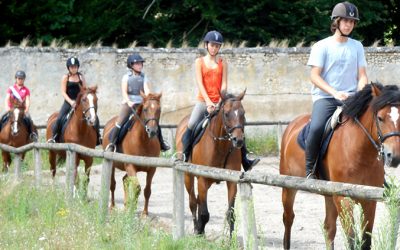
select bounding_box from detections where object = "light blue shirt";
[307,36,367,102]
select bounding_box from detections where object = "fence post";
[172,166,185,240]
[239,182,258,250]
[99,151,113,222]
[34,148,42,186]
[14,153,23,181]
[66,150,76,199]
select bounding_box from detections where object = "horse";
[102,92,162,216]
[175,90,246,236]
[280,83,400,249]
[0,101,36,172]
[46,86,98,183]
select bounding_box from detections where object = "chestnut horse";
[46,86,98,181]
[280,83,400,249]
[102,92,162,216]
[175,90,246,235]
[0,101,36,172]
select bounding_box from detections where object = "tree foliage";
[0,0,398,47]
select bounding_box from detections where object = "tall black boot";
[23,117,38,142]
[158,125,170,152]
[95,117,102,146]
[241,144,260,172]
[305,148,318,179]
[48,118,61,143]
[105,126,120,151]
[181,128,193,162]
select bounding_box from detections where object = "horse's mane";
[342,82,400,118]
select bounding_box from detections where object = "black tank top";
[66,73,82,100]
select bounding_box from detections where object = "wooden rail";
[0,142,391,249]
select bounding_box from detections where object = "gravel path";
[84,156,398,249]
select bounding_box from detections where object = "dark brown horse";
[102,92,162,216]
[280,83,400,249]
[0,101,35,172]
[175,90,246,235]
[46,86,98,180]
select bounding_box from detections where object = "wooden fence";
[0,141,394,250]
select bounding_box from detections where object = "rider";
[106,53,170,151]
[305,1,368,179]
[180,30,260,171]
[0,70,38,141]
[48,57,101,144]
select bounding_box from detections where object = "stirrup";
[161,141,171,152]
[105,143,117,152]
[47,138,56,143]
[306,172,316,179]
[30,133,38,142]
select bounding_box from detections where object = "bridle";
[211,98,245,142]
[354,108,400,160]
[130,98,160,130]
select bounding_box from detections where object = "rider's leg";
[181,102,207,161]
[108,103,131,147]
[49,102,71,142]
[241,140,260,171]
[305,98,339,179]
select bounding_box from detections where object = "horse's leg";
[359,201,376,250]
[2,151,10,173]
[110,166,116,208]
[282,187,298,250]
[49,150,57,178]
[142,169,156,216]
[123,164,140,211]
[226,181,237,237]
[325,196,338,250]
[196,177,210,235]
[185,173,198,233]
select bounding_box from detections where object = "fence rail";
[0,141,392,249]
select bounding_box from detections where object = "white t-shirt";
[307,36,367,102]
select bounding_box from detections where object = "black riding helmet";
[127,54,145,68]
[203,30,224,44]
[15,70,26,79]
[331,1,359,21]
[66,57,80,69]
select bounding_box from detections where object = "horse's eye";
[378,116,384,122]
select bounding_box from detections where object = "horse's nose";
[146,126,158,138]
[231,137,244,148]
[384,148,400,167]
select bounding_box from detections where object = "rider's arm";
[357,67,368,90]
[121,75,133,107]
[80,74,87,88]
[310,66,348,101]
[4,93,11,111]
[221,59,228,93]
[61,75,75,106]
[195,58,213,107]
[24,95,30,113]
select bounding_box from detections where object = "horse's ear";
[238,88,247,100]
[220,90,227,101]
[140,90,146,99]
[90,85,98,92]
[156,92,162,99]
[371,82,382,97]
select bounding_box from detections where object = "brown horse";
[0,102,35,172]
[280,83,400,249]
[46,86,98,181]
[175,90,246,235]
[102,92,162,216]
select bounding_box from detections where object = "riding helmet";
[331,1,359,21]
[66,57,80,68]
[203,30,224,44]
[127,54,145,68]
[15,70,26,79]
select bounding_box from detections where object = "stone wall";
[0,46,399,125]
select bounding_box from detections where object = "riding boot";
[106,126,121,151]
[95,117,102,146]
[181,128,193,162]
[48,118,61,143]
[157,125,170,152]
[241,144,260,172]
[24,117,38,142]
[305,147,318,179]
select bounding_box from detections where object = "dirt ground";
[82,156,397,250]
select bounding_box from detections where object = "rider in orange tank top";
[181,30,259,171]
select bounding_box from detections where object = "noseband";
[130,100,160,130]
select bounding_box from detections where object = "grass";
[245,128,279,156]
[0,178,238,250]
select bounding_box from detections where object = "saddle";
[114,113,136,145]
[55,109,74,142]
[297,107,343,180]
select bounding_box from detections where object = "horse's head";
[219,90,246,148]
[344,83,400,167]
[370,83,400,167]
[139,91,162,138]
[9,105,25,136]
[76,86,98,126]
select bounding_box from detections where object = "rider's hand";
[127,101,135,108]
[70,101,76,108]
[333,91,349,101]
[206,103,216,114]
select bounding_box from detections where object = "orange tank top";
[197,57,223,103]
